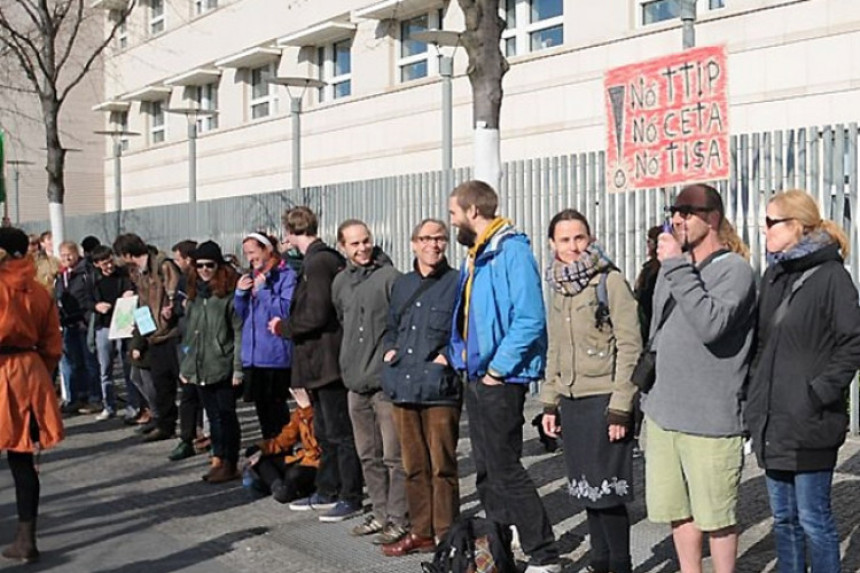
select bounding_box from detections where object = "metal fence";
[24,122,860,432]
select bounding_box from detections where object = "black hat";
[0,228,29,258]
[81,236,101,254]
[191,240,225,263]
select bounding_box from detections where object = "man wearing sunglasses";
[642,184,757,573]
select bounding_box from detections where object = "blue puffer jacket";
[234,260,297,369]
[449,225,547,382]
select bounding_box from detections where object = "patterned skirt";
[559,393,633,509]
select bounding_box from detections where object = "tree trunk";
[457,0,508,191]
[43,95,66,253]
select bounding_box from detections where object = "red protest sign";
[605,45,729,193]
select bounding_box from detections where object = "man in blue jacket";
[448,180,560,573]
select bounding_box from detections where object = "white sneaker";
[524,564,561,573]
[95,409,115,421]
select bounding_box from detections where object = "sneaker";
[373,523,408,545]
[524,564,562,573]
[168,440,195,461]
[78,403,102,415]
[288,492,338,512]
[350,515,385,537]
[94,409,115,421]
[319,500,363,523]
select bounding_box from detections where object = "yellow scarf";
[461,217,511,358]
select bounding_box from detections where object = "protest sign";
[605,45,729,192]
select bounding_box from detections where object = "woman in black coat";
[746,190,860,573]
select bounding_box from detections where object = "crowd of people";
[0,180,858,573]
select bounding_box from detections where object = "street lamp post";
[681,0,697,49]
[165,107,218,205]
[94,129,140,236]
[267,77,326,202]
[409,30,463,174]
[7,160,34,225]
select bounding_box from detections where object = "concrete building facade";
[95,0,860,211]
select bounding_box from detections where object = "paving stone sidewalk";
[1,397,858,572]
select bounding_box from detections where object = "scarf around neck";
[546,243,615,296]
[766,229,834,267]
[461,217,511,352]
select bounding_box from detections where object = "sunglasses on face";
[666,205,713,218]
[196,262,217,270]
[765,216,794,229]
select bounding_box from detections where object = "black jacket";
[746,243,860,472]
[93,267,135,329]
[283,240,346,390]
[55,259,98,327]
[381,259,461,405]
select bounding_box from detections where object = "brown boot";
[202,456,222,482]
[2,519,38,562]
[206,461,240,484]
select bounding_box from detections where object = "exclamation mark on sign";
[608,85,627,188]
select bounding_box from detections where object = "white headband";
[244,232,273,250]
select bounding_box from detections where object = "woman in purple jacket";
[234,232,297,439]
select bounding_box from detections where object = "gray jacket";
[332,249,402,394]
[641,250,757,437]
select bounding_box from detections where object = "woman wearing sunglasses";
[540,209,641,573]
[180,241,244,483]
[746,190,860,572]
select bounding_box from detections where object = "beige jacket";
[540,270,642,415]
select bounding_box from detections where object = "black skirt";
[559,393,633,509]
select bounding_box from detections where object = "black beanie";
[191,240,225,263]
[0,228,29,258]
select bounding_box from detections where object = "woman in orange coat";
[0,228,64,563]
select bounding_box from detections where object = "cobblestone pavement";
[1,397,858,572]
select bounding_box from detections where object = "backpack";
[421,516,518,573]
[594,271,612,329]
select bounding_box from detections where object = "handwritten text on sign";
[605,45,729,192]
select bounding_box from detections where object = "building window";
[194,0,217,15]
[249,64,275,120]
[148,100,165,144]
[112,12,129,50]
[149,0,165,35]
[398,10,442,83]
[317,38,352,102]
[502,0,563,57]
[194,83,218,132]
[641,0,725,26]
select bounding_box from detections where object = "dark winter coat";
[746,242,860,472]
[281,240,346,390]
[234,260,296,369]
[55,258,97,327]
[332,249,401,394]
[93,267,135,330]
[182,287,244,386]
[381,259,461,405]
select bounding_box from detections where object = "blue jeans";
[60,324,101,405]
[94,328,136,414]
[766,469,841,573]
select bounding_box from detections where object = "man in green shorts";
[642,184,757,573]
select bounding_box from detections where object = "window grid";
[194,0,217,16]
[397,10,442,83]
[318,38,353,102]
[249,64,275,120]
[149,100,165,145]
[149,0,165,35]
[502,0,564,57]
[640,0,726,26]
[195,83,219,132]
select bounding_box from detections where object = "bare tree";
[0,0,135,249]
[457,0,508,191]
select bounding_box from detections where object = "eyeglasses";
[667,205,713,218]
[765,216,794,229]
[416,235,448,245]
[196,262,217,270]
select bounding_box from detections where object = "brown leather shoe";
[206,461,240,484]
[382,533,435,557]
[134,409,152,425]
[202,456,222,481]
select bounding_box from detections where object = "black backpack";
[421,516,518,573]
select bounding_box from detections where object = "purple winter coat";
[234,260,297,369]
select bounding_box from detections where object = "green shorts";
[644,416,743,532]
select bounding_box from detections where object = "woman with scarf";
[234,232,297,440]
[746,190,860,573]
[539,210,641,573]
[0,228,64,562]
[180,241,244,483]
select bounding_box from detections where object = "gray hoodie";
[642,251,757,437]
[332,248,402,394]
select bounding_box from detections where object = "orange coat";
[0,256,64,452]
[257,405,320,468]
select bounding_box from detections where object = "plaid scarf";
[546,243,615,296]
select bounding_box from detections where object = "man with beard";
[642,184,756,573]
[447,180,560,573]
